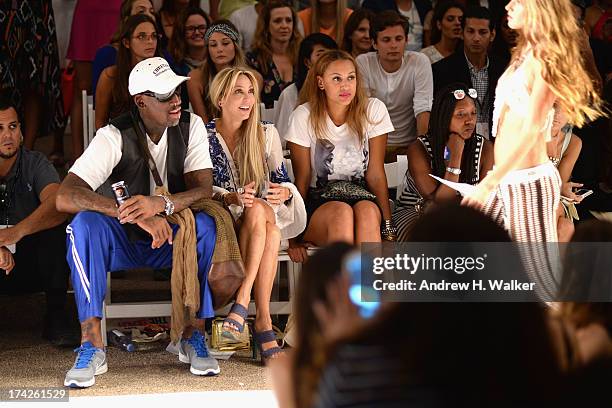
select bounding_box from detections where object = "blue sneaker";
[178,330,220,376]
[64,342,107,388]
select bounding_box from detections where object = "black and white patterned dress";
[392,135,484,241]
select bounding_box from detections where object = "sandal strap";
[229,303,249,319]
[260,346,283,360]
[254,329,277,344]
[223,317,244,333]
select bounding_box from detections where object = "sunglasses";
[141,87,180,103]
[452,88,478,100]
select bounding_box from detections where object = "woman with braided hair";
[392,82,493,241]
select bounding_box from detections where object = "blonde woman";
[207,67,306,362]
[286,50,396,263]
[298,0,353,45]
[462,0,604,297]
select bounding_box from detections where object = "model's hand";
[0,226,23,248]
[561,182,584,203]
[238,182,256,208]
[136,216,173,249]
[266,182,290,206]
[0,247,15,274]
[118,195,166,224]
[462,181,494,209]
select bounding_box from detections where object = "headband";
[204,24,239,43]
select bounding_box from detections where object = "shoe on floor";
[64,342,107,388]
[178,330,220,376]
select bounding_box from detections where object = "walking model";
[462,0,604,297]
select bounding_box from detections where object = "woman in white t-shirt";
[286,50,397,262]
[207,67,306,362]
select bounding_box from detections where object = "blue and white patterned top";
[206,120,290,194]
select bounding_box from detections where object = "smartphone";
[343,251,380,319]
[575,188,593,199]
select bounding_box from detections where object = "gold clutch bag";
[210,318,251,351]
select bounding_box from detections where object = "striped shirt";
[465,53,490,139]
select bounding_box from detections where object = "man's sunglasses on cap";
[141,87,180,103]
[452,88,478,100]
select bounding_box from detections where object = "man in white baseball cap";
[58,57,221,387]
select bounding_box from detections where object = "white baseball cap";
[128,57,189,96]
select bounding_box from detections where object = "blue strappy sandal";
[222,303,249,342]
[253,329,283,364]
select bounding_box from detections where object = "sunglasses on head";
[452,88,478,100]
[141,87,180,103]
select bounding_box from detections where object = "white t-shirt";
[399,3,423,51]
[274,83,299,147]
[356,51,433,146]
[285,98,394,188]
[230,4,305,52]
[70,113,212,193]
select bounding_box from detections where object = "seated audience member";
[547,103,583,242]
[206,67,306,362]
[95,14,160,129]
[164,7,210,109]
[271,206,567,408]
[57,57,220,388]
[491,9,519,68]
[187,20,252,123]
[0,96,76,346]
[246,1,302,109]
[342,8,374,58]
[166,7,210,75]
[92,0,157,106]
[421,1,464,64]
[275,33,338,144]
[392,83,493,241]
[159,0,200,40]
[432,6,505,140]
[361,0,432,51]
[356,11,433,162]
[285,50,396,262]
[298,0,353,45]
[584,0,612,41]
[230,0,306,52]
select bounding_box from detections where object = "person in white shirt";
[357,10,433,162]
[275,33,338,145]
[285,50,397,263]
[420,1,464,64]
[57,57,220,388]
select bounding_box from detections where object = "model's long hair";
[168,7,210,65]
[513,0,604,127]
[197,20,246,119]
[298,50,370,144]
[210,67,267,193]
[251,0,302,76]
[113,14,160,118]
[310,0,348,44]
[111,0,156,44]
[341,8,374,54]
[295,33,338,91]
[429,83,480,184]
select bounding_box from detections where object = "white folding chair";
[81,90,95,149]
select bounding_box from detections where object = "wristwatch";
[157,194,175,216]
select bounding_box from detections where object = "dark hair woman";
[391,82,493,241]
[342,8,375,58]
